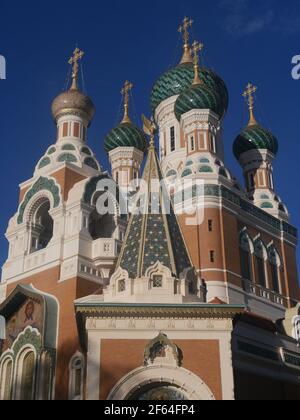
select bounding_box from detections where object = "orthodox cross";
[178,17,194,46]
[192,40,204,85]
[69,47,84,90]
[121,80,133,123]
[243,83,258,126]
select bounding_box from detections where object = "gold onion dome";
[51,48,95,124]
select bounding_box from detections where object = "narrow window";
[240,249,251,281]
[190,136,195,152]
[210,251,215,263]
[208,220,213,232]
[170,127,176,152]
[69,356,84,400]
[63,122,69,137]
[73,122,80,138]
[271,264,280,294]
[116,172,119,184]
[256,256,266,288]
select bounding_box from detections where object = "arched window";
[30,199,54,253]
[19,351,36,400]
[0,357,13,400]
[118,279,126,293]
[89,208,116,240]
[69,353,84,400]
[254,239,267,288]
[239,231,252,282]
[268,246,281,294]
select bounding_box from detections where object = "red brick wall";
[100,339,222,400]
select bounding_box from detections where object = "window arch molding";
[0,354,14,400]
[14,345,37,400]
[68,351,84,401]
[18,177,61,225]
[239,229,254,253]
[239,229,254,282]
[267,243,283,294]
[253,236,268,288]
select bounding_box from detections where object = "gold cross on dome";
[68,47,84,90]
[192,40,204,85]
[243,83,258,126]
[121,80,133,123]
[192,40,204,64]
[179,17,194,46]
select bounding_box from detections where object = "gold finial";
[178,17,194,64]
[243,83,258,126]
[192,40,204,85]
[121,80,133,124]
[142,114,157,149]
[68,47,84,90]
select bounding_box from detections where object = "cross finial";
[192,40,204,85]
[243,83,258,126]
[142,114,157,150]
[121,80,133,124]
[68,47,84,90]
[178,17,194,64]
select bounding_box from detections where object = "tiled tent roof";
[116,144,192,279]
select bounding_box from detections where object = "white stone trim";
[107,365,215,401]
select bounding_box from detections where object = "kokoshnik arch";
[0,18,300,401]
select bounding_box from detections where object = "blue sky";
[0,0,299,272]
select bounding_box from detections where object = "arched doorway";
[108,365,215,401]
[128,382,189,401]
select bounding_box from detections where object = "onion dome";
[174,41,226,121]
[51,48,95,124]
[233,83,278,160]
[52,89,95,123]
[233,125,278,160]
[104,81,147,154]
[151,63,228,117]
[150,17,228,115]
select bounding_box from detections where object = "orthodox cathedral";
[1,17,300,401]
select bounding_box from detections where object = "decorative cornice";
[75,303,244,319]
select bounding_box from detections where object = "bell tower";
[0,49,125,400]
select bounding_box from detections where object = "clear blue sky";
[0,0,299,272]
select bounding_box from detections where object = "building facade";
[0,20,300,400]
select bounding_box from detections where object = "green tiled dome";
[233,124,279,160]
[104,122,147,154]
[174,83,224,121]
[150,62,228,115]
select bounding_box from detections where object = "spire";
[121,80,133,124]
[115,137,193,279]
[192,40,204,85]
[243,83,258,126]
[178,16,194,64]
[68,47,84,91]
